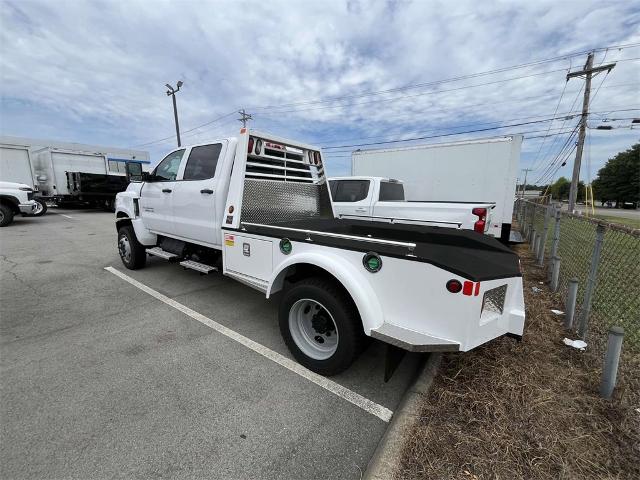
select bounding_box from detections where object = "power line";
[528,73,570,172]
[533,124,581,184]
[131,47,640,149]
[321,109,584,148]
[253,68,571,116]
[321,107,637,154]
[131,110,238,148]
[322,115,584,150]
[249,43,640,111]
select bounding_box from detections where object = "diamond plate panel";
[241,178,333,224]
[481,284,507,315]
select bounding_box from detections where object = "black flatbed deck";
[238,218,521,282]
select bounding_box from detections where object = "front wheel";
[31,199,48,216]
[0,203,14,227]
[279,277,364,376]
[117,224,147,269]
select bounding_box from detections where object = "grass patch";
[395,245,639,480]
[591,214,640,229]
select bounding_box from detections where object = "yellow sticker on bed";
[224,234,235,246]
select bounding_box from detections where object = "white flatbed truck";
[115,129,525,376]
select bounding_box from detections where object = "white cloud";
[0,0,638,181]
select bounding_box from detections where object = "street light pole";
[166,81,183,147]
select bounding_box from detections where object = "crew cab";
[115,130,525,376]
[330,176,494,233]
[0,181,38,227]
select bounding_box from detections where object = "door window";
[331,180,370,202]
[154,150,184,181]
[379,182,405,201]
[183,144,222,180]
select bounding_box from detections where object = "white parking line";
[104,266,393,422]
[50,211,73,219]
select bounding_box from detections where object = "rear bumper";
[371,276,526,353]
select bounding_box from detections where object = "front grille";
[481,284,507,315]
[27,192,34,200]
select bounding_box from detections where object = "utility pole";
[566,52,616,212]
[238,109,252,128]
[520,168,532,198]
[166,81,184,147]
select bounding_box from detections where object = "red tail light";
[472,207,487,233]
[247,137,254,154]
[446,279,462,293]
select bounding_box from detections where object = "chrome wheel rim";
[33,201,44,215]
[118,235,132,263]
[288,299,339,360]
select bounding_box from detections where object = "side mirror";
[125,162,143,182]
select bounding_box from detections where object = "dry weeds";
[395,244,639,480]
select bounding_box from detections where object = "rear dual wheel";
[31,199,47,216]
[279,277,364,376]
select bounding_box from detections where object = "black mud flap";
[384,344,406,382]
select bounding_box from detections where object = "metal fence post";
[578,224,606,339]
[600,326,624,399]
[537,204,552,266]
[564,278,579,329]
[531,229,538,252]
[551,256,561,292]
[528,203,535,240]
[548,206,561,282]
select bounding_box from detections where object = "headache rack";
[246,136,324,184]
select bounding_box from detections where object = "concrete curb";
[364,353,442,480]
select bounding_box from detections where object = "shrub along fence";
[515,198,639,361]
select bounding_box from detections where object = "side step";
[371,323,460,352]
[179,260,218,274]
[147,247,179,260]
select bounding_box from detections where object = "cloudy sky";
[1,0,638,184]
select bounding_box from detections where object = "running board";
[147,247,179,260]
[179,260,218,274]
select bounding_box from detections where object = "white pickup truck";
[115,129,525,376]
[330,176,495,233]
[0,181,38,227]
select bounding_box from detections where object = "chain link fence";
[515,198,640,355]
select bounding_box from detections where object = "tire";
[279,277,364,376]
[0,203,14,227]
[31,199,48,216]
[117,224,147,269]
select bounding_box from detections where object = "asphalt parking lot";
[0,208,421,480]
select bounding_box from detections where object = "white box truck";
[0,141,47,215]
[0,136,151,211]
[351,136,522,242]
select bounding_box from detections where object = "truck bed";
[240,218,521,282]
[243,219,521,282]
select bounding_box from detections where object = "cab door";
[139,149,185,235]
[171,142,226,247]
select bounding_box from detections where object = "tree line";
[539,143,639,207]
